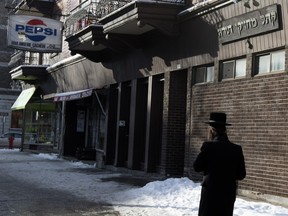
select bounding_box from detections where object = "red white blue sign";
[7,15,63,52]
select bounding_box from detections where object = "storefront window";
[24,103,56,146]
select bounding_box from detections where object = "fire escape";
[65,0,186,62]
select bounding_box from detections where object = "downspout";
[20,109,26,152]
[59,101,66,157]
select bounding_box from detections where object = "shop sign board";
[217,4,280,44]
[54,89,93,102]
[7,15,63,52]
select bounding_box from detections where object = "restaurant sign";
[217,4,280,44]
[7,15,63,52]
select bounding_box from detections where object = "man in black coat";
[193,112,246,216]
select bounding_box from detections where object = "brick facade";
[10,0,288,206]
[161,70,188,176]
[187,61,288,198]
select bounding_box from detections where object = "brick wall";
[161,70,188,176]
[187,71,288,198]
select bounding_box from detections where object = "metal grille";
[65,0,185,37]
[95,0,131,18]
[24,52,50,66]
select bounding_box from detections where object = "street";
[0,149,156,216]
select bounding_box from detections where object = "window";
[222,58,246,80]
[256,50,285,74]
[194,65,214,84]
[14,133,22,139]
[24,109,56,145]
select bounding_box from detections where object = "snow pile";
[33,152,96,167]
[33,153,59,160]
[1,150,288,216]
[108,177,288,216]
[108,177,201,215]
[68,161,97,168]
[0,148,19,152]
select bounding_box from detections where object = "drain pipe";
[59,101,66,157]
[178,0,240,17]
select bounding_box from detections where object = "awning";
[11,87,36,110]
[46,54,84,73]
[10,65,48,81]
[53,88,93,102]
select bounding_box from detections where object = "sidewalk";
[61,155,166,187]
[1,149,288,216]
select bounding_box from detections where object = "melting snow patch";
[34,153,59,160]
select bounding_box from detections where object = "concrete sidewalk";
[0,150,164,216]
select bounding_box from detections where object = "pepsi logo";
[15,19,58,42]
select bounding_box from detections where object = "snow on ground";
[34,152,59,160]
[1,149,288,216]
[109,178,288,216]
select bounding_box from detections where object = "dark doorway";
[106,84,119,165]
[133,77,149,170]
[64,101,86,157]
[115,81,131,167]
[147,74,164,172]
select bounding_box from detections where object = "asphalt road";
[0,150,159,216]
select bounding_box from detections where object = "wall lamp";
[246,38,253,49]
[244,0,260,8]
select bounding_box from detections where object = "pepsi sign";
[8,15,63,53]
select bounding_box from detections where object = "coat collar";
[213,134,229,142]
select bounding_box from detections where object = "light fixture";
[137,20,145,28]
[243,0,260,8]
[246,38,253,49]
[244,0,251,8]
[252,0,260,7]
[92,40,99,46]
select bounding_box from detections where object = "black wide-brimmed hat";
[205,112,231,126]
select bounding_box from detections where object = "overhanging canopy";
[53,88,93,102]
[11,87,36,110]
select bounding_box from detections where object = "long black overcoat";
[193,135,246,216]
